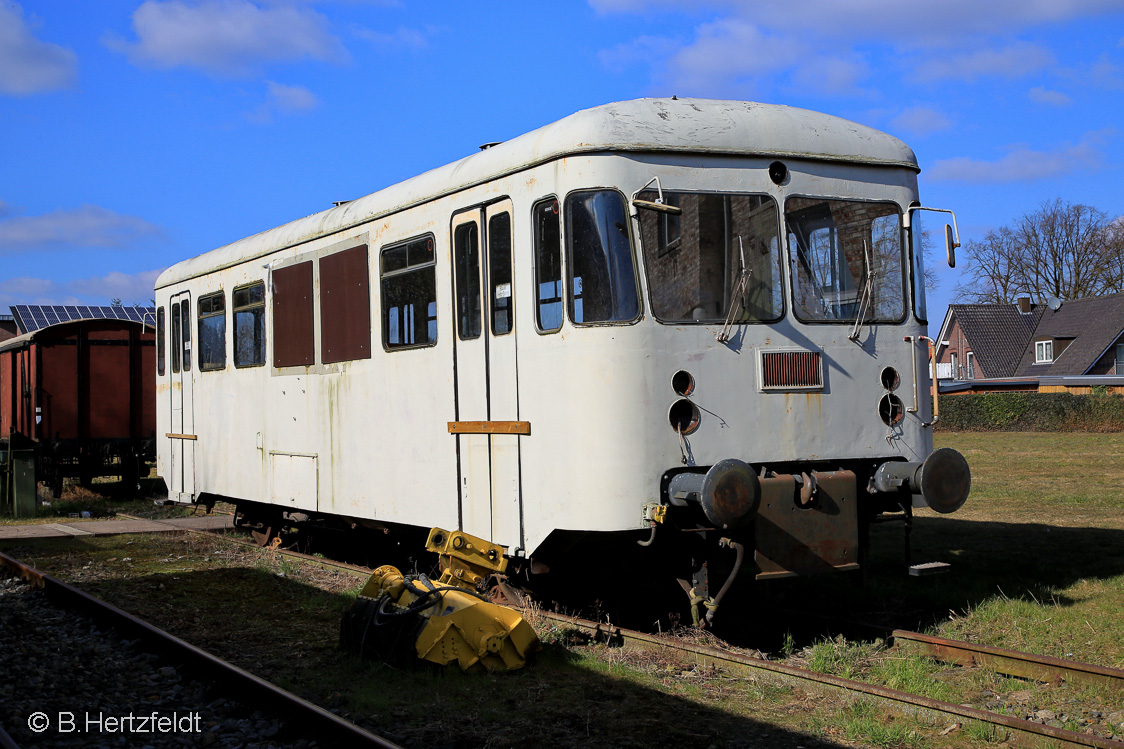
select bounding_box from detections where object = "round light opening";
[880,366,900,391]
[768,161,788,185]
[672,370,695,396]
[669,399,701,435]
[878,394,905,427]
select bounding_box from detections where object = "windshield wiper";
[849,240,877,341]
[716,236,753,344]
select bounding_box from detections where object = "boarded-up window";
[320,245,371,364]
[382,236,437,349]
[234,282,266,367]
[273,261,314,367]
[198,292,226,371]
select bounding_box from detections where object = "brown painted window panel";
[320,245,371,364]
[272,262,315,367]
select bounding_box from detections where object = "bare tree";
[955,199,1124,303]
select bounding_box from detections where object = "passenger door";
[167,291,196,501]
[450,199,524,550]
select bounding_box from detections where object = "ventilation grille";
[760,350,823,390]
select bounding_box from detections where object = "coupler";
[340,528,540,672]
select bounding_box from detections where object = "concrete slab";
[0,513,233,541]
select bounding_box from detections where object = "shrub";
[936,392,1124,432]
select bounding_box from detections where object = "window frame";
[784,195,909,326]
[380,233,439,352]
[965,351,975,379]
[1035,340,1054,364]
[197,291,227,372]
[488,210,515,337]
[636,188,785,326]
[232,280,267,369]
[171,301,181,374]
[563,187,643,327]
[156,306,166,377]
[532,196,564,335]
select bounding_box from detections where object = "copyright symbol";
[28,712,50,733]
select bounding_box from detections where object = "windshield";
[786,198,905,323]
[638,191,783,323]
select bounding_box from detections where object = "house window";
[381,235,437,349]
[198,292,226,371]
[965,351,975,379]
[1116,343,1124,374]
[234,282,266,367]
[1035,340,1053,364]
[950,353,958,379]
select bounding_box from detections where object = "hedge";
[935,392,1124,432]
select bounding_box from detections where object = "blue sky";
[2,0,1123,326]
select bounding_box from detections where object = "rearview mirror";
[945,224,959,268]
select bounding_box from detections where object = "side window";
[533,198,562,332]
[565,189,640,324]
[454,222,481,340]
[198,292,226,371]
[233,282,266,367]
[489,212,513,335]
[272,261,314,367]
[171,302,181,374]
[180,299,191,371]
[320,245,372,364]
[381,236,437,349]
[157,306,166,376]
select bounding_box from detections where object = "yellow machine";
[341,528,539,672]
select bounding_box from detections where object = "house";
[1012,291,1124,393]
[935,299,1042,382]
[935,293,1124,394]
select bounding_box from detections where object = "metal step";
[909,561,951,576]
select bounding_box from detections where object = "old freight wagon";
[0,305,157,504]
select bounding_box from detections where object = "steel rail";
[0,550,400,749]
[537,610,1124,749]
[892,630,1124,694]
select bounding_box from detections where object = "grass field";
[2,432,1123,747]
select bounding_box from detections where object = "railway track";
[71,518,1124,746]
[0,550,400,749]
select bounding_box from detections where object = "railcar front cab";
[631,170,970,624]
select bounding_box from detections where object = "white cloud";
[1028,86,1072,106]
[660,18,805,96]
[245,81,319,124]
[890,106,953,138]
[107,0,346,77]
[927,130,1113,183]
[0,2,78,95]
[0,269,164,308]
[589,1,1124,43]
[352,25,432,50]
[265,81,318,113]
[913,42,1054,82]
[69,269,164,304]
[0,205,164,253]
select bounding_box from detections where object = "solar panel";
[7,304,158,334]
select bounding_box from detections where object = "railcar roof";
[157,98,918,289]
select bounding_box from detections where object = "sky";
[2,0,1124,328]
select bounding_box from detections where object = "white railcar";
[155,98,969,613]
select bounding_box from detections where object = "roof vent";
[478,141,503,151]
